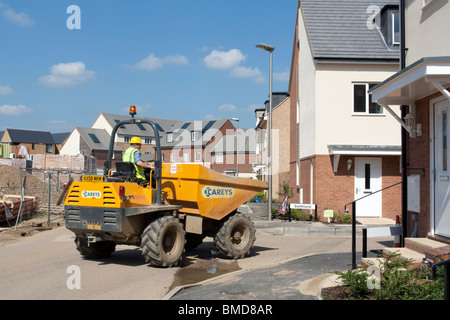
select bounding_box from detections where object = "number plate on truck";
[82,175,104,182]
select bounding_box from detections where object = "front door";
[354,158,382,217]
[433,99,450,238]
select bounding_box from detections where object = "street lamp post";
[231,118,240,177]
[256,43,275,221]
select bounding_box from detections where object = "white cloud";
[218,104,239,112]
[2,7,34,27]
[204,49,246,70]
[0,85,13,96]
[38,62,95,88]
[218,103,263,116]
[204,49,266,83]
[230,66,265,83]
[135,53,189,71]
[0,104,32,116]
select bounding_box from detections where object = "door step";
[362,237,450,269]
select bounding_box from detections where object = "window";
[88,133,100,143]
[170,153,175,163]
[191,131,201,142]
[353,83,383,115]
[183,152,190,162]
[202,121,215,131]
[46,144,53,153]
[392,11,400,45]
[136,123,146,131]
[114,120,126,129]
[167,133,173,143]
[124,136,131,143]
[216,153,223,164]
[365,164,371,190]
[195,151,201,162]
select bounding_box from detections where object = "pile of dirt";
[0,165,62,211]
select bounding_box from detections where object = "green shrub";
[251,191,267,203]
[332,253,445,300]
[334,211,352,224]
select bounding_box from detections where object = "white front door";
[354,158,382,217]
[433,100,450,238]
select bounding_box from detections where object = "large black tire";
[75,236,116,259]
[140,215,185,267]
[214,213,256,259]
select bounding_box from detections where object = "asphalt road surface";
[0,222,390,300]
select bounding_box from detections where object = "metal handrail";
[432,259,450,300]
[344,181,403,269]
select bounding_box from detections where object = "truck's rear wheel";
[75,236,116,259]
[140,215,185,267]
[214,213,255,259]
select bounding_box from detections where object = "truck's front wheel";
[140,215,185,267]
[214,213,255,259]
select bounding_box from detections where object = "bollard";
[362,228,367,258]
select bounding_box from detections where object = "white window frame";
[216,153,223,164]
[170,152,175,163]
[195,151,201,162]
[352,83,385,116]
[183,152,190,162]
[167,133,173,143]
[392,10,400,45]
[191,131,200,142]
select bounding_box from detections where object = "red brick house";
[287,0,402,220]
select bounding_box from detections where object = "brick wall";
[406,93,434,237]
[272,97,290,200]
[299,154,401,221]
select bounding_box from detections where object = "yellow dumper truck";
[63,107,268,267]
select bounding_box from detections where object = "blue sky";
[0,1,297,133]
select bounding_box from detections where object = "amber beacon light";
[129,105,137,117]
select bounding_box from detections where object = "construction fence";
[0,155,97,224]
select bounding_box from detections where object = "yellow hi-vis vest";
[122,147,146,180]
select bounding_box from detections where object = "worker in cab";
[122,137,155,181]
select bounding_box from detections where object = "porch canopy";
[370,57,450,135]
[328,145,401,172]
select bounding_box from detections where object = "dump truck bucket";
[161,163,268,221]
